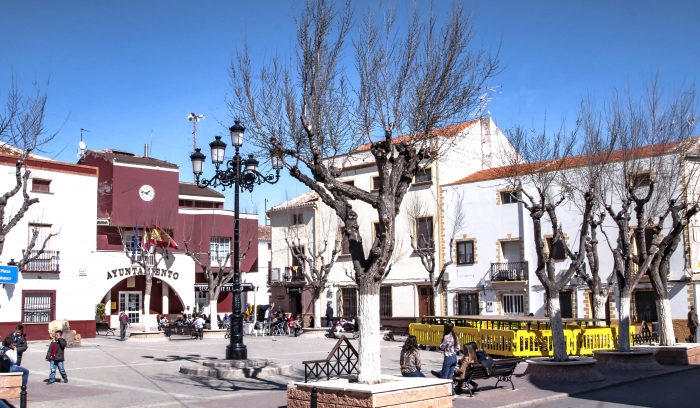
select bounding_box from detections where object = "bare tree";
[229,0,498,382]
[0,75,60,267]
[404,190,466,316]
[594,79,699,349]
[284,205,340,328]
[496,122,593,361]
[182,217,255,321]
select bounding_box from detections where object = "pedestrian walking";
[688,305,698,343]
[326,302,334,328]
[10,325,27,366]
[119,310,129,340]
[46,330,68,384]
[193,314,205,340]
[1,334,30,387]
[430,322,460,396]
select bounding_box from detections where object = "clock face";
[139,185,155,201]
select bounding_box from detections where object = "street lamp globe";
[209,136,227,165]
[245,154,259,173]
[271,154,283,170]
[229,120,245,147]
[190,148,206,176]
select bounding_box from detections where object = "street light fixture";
[190,121,282,360]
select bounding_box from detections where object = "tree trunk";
[209,291,219,325]
[656,296,675,346]
[592,293,607,327]
[617,294,631,352]
[547,294,568,361]
[143,273,152,332]
[313,288,322,328]
[357,276,381,384]
[432,287,441,317]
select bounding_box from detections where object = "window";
[633,227,655,256]
[458,293,479,315]
[456,241,474,265]
[415,168,432,183]
[546,238,567,260]
[500,191,518,204]
[124,231,138,251]
[629,171,653,187]
[342,288,357,317]
[210,237,231,264]
[371,176,381,192]
[372,222,381,242]
[292,213,304,225]
[267,242,272,251]
[380,286,392,317]
[343,180,355,187]
[635,291,658,322]
[559,292,573,318]
[341,230,351,255]
[31,178,51,193]
[291,246,305,267]
[416,217,434,249]
[22,291,55,323]
[502,294,524,316]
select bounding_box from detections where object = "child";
[46,330,68,384]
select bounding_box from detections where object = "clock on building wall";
[139,185,155,201]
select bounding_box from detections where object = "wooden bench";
[0,372,22,401]
[383,325,409,341]
[96,322,116,336]
[455,358,523,397]
[163,325,202,340]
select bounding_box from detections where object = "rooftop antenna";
[187,112,204,150]
[76,128,90,159]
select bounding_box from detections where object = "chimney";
[144,144,148,158]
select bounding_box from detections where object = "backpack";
[0,347,11,373]
[477,351,494,375]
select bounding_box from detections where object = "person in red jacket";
[45,330,67,384]
[119,310,129,341]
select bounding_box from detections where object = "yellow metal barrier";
[409,323,620,357]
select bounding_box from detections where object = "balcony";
[21,250,60,273]
[284,267,307,284]
[490,261,528,282]
[130,251,157,267]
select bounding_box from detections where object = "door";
[119,292,141,324]
[559,292,573,319]
[417,285,434,317]
[458,293,479,315]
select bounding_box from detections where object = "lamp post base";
[226,344,248,360]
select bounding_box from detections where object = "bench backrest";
[467,362,518,380]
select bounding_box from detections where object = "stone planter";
[287,376,453,408]
[181,359,293,379]
[127,331,167,342]
[298,328,332,338]
[524,357,606,383]
[632,343,700,365]
[594,350,664,371]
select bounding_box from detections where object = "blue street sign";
[0,266,19,284]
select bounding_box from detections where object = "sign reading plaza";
[0,266,19,284]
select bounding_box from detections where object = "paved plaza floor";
[6,331,700,408]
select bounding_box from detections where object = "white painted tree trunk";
[432,288,441,317]
[656,297,675,346]
[593,294,607,326]
[547,296,568,361]
[209,296,219,325]
[143,292,151,332]
[617,294,631,352]
[314,293,322,328]
[357,278,381,384]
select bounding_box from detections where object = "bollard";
[310,386,318,408]
[20,385,27,408]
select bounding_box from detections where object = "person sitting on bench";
[454,343,481,392]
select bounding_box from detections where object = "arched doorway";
[100,276,185,325]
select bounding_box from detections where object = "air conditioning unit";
[271,268,283,283]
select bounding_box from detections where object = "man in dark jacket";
[119,310,129,341]
[45,330,68,384]
[11,325,27,366]
[689,306,699,343]
[326,302,334,328]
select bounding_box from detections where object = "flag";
[148,224,179,249]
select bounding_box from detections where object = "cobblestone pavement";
[6,332,698,408]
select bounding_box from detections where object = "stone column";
[162,281,169,318]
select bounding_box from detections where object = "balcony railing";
[490,261,528,281]
[21,250,60,272]
[285,267,307,282]
[130,251,157,267]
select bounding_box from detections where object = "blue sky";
[2,1,699,221]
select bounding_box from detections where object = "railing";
[302,335,359,382]
[490,261,528,281]
[21,250,60,272]
[285,267,306,282]
[409,323,619,357]
[131,251,156,267]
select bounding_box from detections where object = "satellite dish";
[79,141,86,150]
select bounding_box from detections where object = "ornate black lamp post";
[190,120,282,360]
